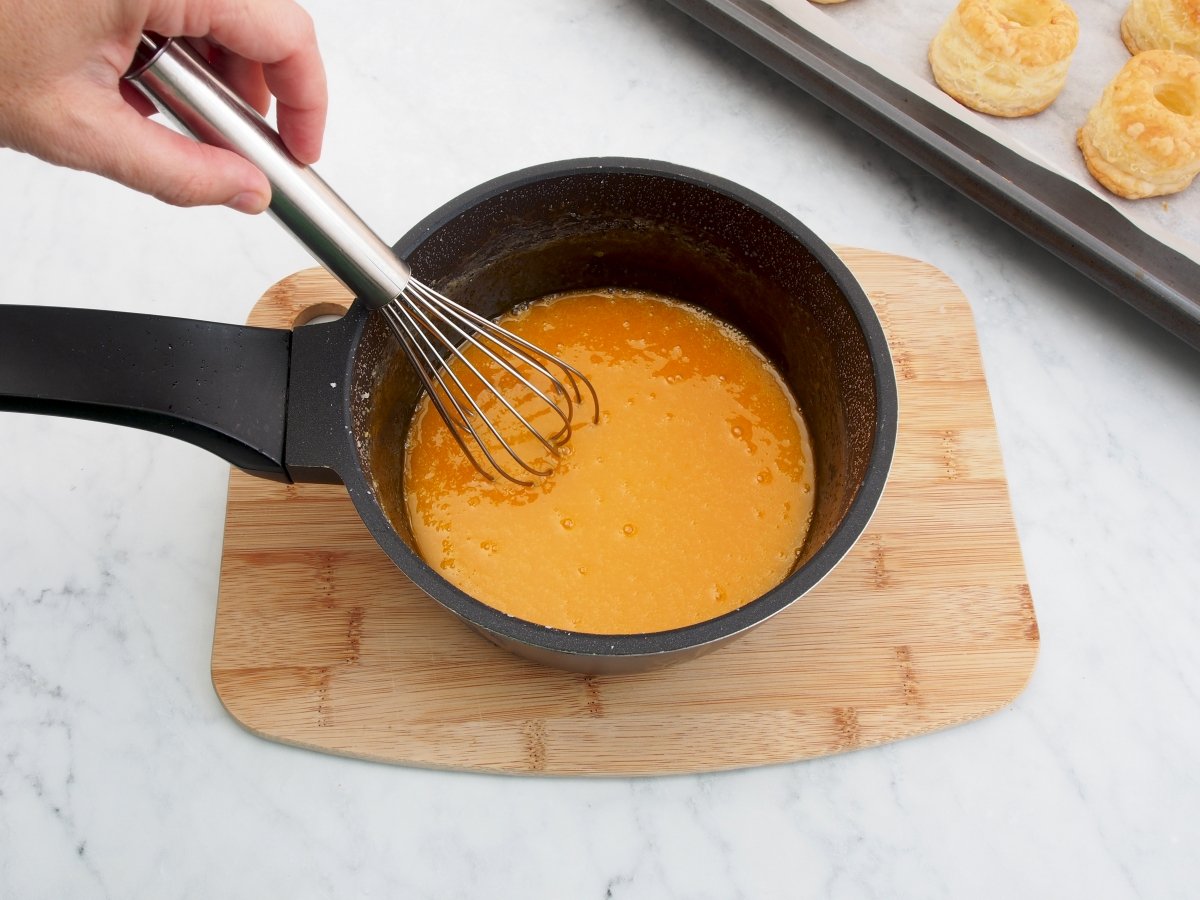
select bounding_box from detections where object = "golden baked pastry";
[929,0,1080,117]
[1077,49,1200,198]
[1121,0,1200,60]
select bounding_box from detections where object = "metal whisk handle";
[124,33,409,309]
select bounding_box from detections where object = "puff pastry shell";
[1078,50,1200,199]
[1122,0,1200,60]
[929,0,1079,117]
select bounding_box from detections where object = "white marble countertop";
[2,1,1198,897]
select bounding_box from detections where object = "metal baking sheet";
[664,0,1200,350]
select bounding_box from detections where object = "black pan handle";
[0,305,292,480]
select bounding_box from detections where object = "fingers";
[118,80,157,118]
[209,49,271,116]
[65,90,271,212]
[147,0,327,163]
[266,55,326,165]
[0,0,322,213]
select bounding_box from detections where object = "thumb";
[69,94,271,213]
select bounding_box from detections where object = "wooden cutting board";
[211,248,1038,776]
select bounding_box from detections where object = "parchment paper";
[766,0,1200,261]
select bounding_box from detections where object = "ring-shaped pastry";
[1122,0,1200,61]
[1078,49,1200,199]
[929,0,1080,117]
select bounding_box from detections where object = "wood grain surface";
[210,248,1038,776]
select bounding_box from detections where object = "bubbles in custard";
[397,288,816,635]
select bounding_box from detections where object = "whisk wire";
[379,276,600,486]
[379,305,490,480]
[398,298,563,475]
[404,283,581,425]
[380,305,467,432]
[381,301,547,484]
[415,282,601,421]
[402,285,572,452]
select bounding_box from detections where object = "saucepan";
[0,158,898,674]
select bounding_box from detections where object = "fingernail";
[226,191,269,214]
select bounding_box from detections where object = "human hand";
[0,0,327,213]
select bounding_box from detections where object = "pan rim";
[341,157,899,664]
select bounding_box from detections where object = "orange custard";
[400,289,815,634]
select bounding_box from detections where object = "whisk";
[124,34,598,485]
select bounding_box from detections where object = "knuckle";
[292,7,316,41]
